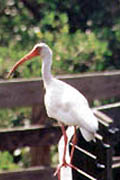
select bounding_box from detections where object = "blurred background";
[1,0,120,79]
[0,0,120,172]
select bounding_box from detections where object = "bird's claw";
[54,161,68,177]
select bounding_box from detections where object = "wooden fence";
[0,71,120,180]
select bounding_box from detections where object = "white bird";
[7,43,98,180]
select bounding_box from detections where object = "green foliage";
[0,107,31,128]
[50,145,59,167]
[0,147,31,171]
[0,0,119,79]
[0,22,111,78]
[0,151,19,171]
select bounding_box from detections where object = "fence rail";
[0,167,57,180]
[1,71,120,108]
[0,125,61,151]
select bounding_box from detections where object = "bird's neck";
[42,55,53,87]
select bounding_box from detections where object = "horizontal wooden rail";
[0,71,120,108]
[0,125,61,150]
[0,166,57,180]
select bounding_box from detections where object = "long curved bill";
[7,47,39,78]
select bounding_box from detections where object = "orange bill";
[7,47,39,78]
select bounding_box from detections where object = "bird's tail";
[80,128,103,142]
[80,128,95,142]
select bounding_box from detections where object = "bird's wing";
[64,103,98,141]
[70,104,98,133]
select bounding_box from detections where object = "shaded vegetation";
[0,0,120,79]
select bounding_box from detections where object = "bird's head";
[7,43,52,78]
[34,43,52,58]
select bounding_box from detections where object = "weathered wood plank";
[0,71,120,108]
[0,125,61,150]
[0,78,44,108]
[31,104,51,166]
[0,167,57,180]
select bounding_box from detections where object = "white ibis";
[8,43,99,180]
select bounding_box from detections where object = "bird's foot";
[54,161,68,177]
[54,161,78,178]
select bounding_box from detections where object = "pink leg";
[70,126,77,163]
[54,125,79,180]
[54,123,68,178]
[61,123,68,164]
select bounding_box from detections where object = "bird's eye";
[36,46,42,54]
